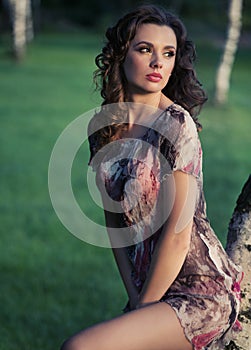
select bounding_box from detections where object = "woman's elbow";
[172,226,191,253]
[174,236,190,253]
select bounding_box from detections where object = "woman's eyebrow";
[133,41,176,50]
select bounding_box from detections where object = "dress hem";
[162,300,195,349]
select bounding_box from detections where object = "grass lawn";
[0,29,250,349]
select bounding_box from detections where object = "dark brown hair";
[89,5,207,161]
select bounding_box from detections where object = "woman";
[61,5,242,350]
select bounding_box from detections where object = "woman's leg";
[60,302,193,350]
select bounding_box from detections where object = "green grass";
[0,30,250,349]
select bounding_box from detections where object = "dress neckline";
[119,103,175,141]
[148,102,175,129]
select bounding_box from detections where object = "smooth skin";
[61,24,195,350]
[61,303,192,350]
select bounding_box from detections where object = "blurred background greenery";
[0,0,250,349]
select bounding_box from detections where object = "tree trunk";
[7,0,34,61]
[225,175,251,349]
[25,0,34,43]
[212,175,251,349]
[214,0,243,105]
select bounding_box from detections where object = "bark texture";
[213,175,251,350]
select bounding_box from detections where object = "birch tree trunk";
[7,0,34,61]
[214,0,243,105]
[212,175,251,350]
[225,175,251,349]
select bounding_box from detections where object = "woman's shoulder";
[151,103,197,148]
[168,103,193,124]
[160,102,197,135]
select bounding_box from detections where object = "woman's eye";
[138,47,176,57]
[164,51,175,58]
[139,47,151,53]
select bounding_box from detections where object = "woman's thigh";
[61,302,193,350]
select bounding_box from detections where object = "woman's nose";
[150,53,163,69]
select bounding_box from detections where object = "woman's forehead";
[132,23,177,47]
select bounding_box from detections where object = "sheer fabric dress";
[88,103,242,350]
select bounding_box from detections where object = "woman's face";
[123,23,177,96]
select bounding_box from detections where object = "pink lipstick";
[146,72,162,82]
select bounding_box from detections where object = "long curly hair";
[89,5,207,162]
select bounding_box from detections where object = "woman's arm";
[112,247,138,308]
[136,171,197,308]
[103,209,138,308]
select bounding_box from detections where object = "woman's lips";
[146,73,162,82]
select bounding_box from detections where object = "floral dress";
[88,103,242,350]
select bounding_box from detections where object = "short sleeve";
[87,112,104,172]
[173,112,202,179]
[88,130,99,171]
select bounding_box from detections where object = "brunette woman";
[61,5,242,350]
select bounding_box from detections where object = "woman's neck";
[128,92,173,111]
[128,91,162,108]
[122,93,174,135]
